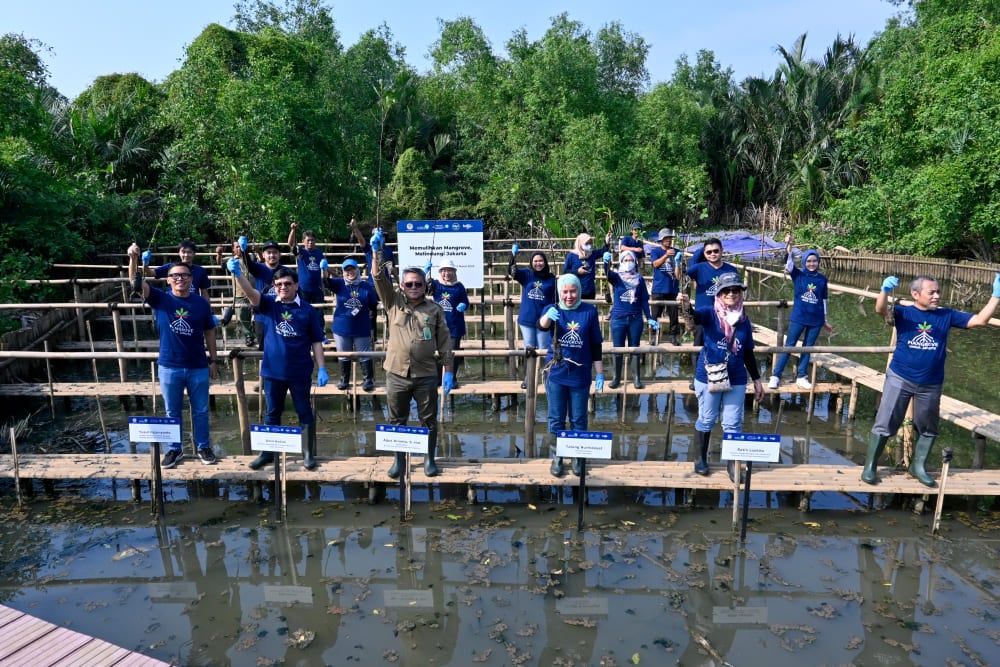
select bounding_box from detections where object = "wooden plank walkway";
[0,604,168,667]
[2,454,998,496]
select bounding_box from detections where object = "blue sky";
[6,1,904,99]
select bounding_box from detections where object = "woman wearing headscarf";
[677,273,765,481]
[768,234,832,390]
[602,250,658,389]
[563,231,612,300]
[539,274,605,477]
[324,258,379,391]
[508,248,557,388]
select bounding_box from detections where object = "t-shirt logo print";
[344,289,364,311]
[440,292,453,312]
[560,320,583,349]
[276,311,297,338]
[801,283,819,304]
[170,308,193,336]
[527,281,547,301]
[908,322,937,351]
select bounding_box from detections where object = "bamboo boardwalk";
[0,604,169,667]
[2,453,998,496]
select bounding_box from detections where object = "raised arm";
[967,273,1000,328]
[127,243,151,299]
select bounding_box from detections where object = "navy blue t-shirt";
[255,294,324,381]
[649,246,680,294]
[513,268,556,328]
[686,258,740,309]
[788,266,828,327]
[295,246,325,296]
[326,278,378,337]
[431,281,470,338]
[693,307,755,386]
[544,302,603,388]
[154,263,211,297]
[889,305,972,385]
[146,287,215,369]
[607,272,652,320]
[562,245,607,296]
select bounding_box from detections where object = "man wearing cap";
[427,259,470,386]
[649,228,682,345]
[370,229,454,478]
[236,239,286,345]
[619,222,647,271]
[324,258,379,391]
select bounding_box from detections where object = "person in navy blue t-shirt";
[350,218,395,345]
[685,237,740,387]
[603,250,656,389]
[325,258,378,392]
[428,258,470,386]
[508,248,557,389]
[287,222,326,305]
[128,244,219,469]
[649,228,681,345]
[618,221,647,270]
[769,234,833,391]
[229,262,329,471]
[563,231,612,300]
[539,274,605,477]
[862,273,1000,487]
[239,238,285,345]
[144,239,212,298]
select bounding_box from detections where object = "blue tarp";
[677,230,786,261]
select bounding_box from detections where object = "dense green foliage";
[2,0,998,325]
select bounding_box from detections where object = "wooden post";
[11,427,23,507]
[72,279,86,341]
[232,352,252,455]
[43,341,56,420]
[972,432,986,470]
[663,391,674,461]
[110,305,130,410]
[848,381,859,420]
[931,448,953,535]
[805,363,818,423]
[524,350,538,458]
[86,321,112,454]
[505,298,516,376]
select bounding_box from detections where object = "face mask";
[582,244,593,252]
[621,261,636,273]
[725,310,742,326]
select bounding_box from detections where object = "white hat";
[437,258,457,271]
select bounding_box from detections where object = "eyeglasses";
[719,288,741,295]
[704,249,721,255]
[274,281,295,288]
[402,281,425,289]
[167,273,191,280]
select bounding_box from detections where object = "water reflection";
[1,501,998,666]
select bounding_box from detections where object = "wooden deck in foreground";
[0,604,168,667]
[3,454,999,497]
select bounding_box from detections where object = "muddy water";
[2,270,999,665]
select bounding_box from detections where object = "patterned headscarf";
[714,289,746,353]
[572,233,594,259]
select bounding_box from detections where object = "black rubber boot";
[248,451,275,470]
[693,430,710,476]
[632,354,644,389]
[302,423,317,470]
[908,435,937,487]
[337,360,351,390]
[361,360,376,392]
[572,457,583,476]
[424,435,440,477]
[548,434,564,477]
[387,452,405,479]
[608,355,624,389]
[861,433,889,485]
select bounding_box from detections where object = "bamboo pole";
[85,322,112,454]
[43,341,56,420]
[232,353,252,455]
[524,351,538,457]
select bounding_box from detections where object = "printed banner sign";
[250,424,302,453]
[128,416,181,443]
[376,424,430,454]
[555,430,613,459]
[720,432,781,463]
[396,220,484,289]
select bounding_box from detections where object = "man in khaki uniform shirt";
[372,234,454,478]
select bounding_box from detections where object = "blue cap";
[342,259,359,270]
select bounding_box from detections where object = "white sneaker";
[796,377,813,390]
[767,376,780,390]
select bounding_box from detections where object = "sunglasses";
[274,281,295,288]
[704,248,722,255]
[402,281,425,288]
[719,288,742,295]
[167,273,191,280]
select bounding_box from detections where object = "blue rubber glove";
[595,373,605,392]
[141,250,151,266]
[211,314,219,327]
[543,306,560,322]
[238,235,248,252]
[226,257,242,277]
[370,229,383,252]
[603,251,612,263]
[512,243,519,256]
[320,258,329,272]
[424,260,432,275]
[881,276,899,292]
[455,302,467,312]
[993,273,1000,298]
[317,367,329,387]
[648,318,659,330]
[442,371,455,396]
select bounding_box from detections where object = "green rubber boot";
[548,434,564,477]
[908,435,937,488]
[861,433,889,485]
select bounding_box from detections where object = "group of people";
[128,223,1000,490]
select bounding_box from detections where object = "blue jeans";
[520,324,552,351]
[772,321,822,379]
[158,365,210,452]
[694,379,746,434]
[264,377,314,426]
[610,314,644,348]
[546,379,589,434]
[333,334,371,362]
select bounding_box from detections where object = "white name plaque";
[555,430,612,459]
[376,424,430,454]
[129,416,180,443]
[250,424,302,453]
[720,433,781,463]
